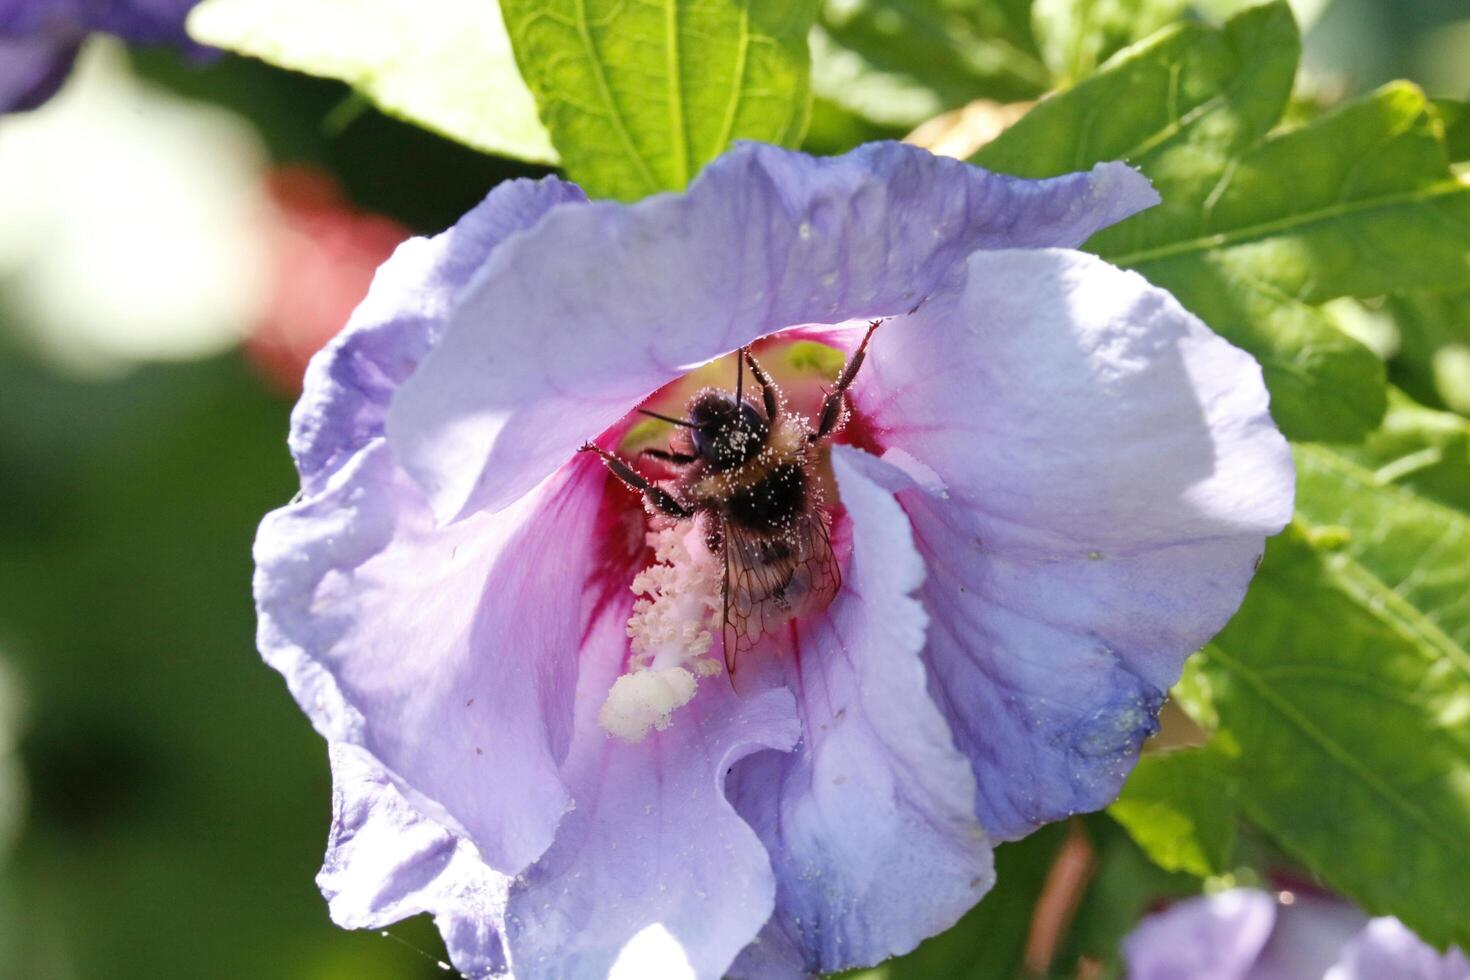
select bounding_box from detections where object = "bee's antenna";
[638,408,703,429]
[735,347,745,406]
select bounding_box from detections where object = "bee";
[580,321,881,674]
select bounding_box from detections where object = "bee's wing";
[721,509,841,674]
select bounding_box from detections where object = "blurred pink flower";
[247,166,409,393]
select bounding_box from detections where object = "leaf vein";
[1208,645,1470,859]
[569,0,660,194]
[1111,182,1468,268]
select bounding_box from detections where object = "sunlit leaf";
[187,0,556,163]
[1109,746,1238,878]
[813,0,1337,128]
[1030,0,1343,87]
[500,0,818,200]
[1030,0,1192,85]
[1335,391,1470,510]
[811,0,1048,129]
[1384,290,1470,418]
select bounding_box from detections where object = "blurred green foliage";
[812,0,1047,127]
[4,0,1470,975]
[0,356,445,977]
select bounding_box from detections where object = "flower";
[0,40,270,374]
[254,142,1294,978]
[1,0,207,113]
[1123,887,1470,979]
[246,165,411,394]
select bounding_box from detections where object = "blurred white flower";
[0,39,271,375]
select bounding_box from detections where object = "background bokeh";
[0,2,1464,977]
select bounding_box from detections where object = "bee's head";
[688,390,768,471]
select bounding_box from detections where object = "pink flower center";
[590,336,875,740]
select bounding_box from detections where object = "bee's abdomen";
[726,464,806,533]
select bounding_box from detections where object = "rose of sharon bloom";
[0,0,205,112]
[254,142,1294,979]
[1124,888,1470,980]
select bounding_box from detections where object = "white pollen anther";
[599,524,722,742]
[598,668,697,742]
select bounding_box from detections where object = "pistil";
[598,522,722,741]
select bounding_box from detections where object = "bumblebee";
[582,321,880,672]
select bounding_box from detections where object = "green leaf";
[846,823,1067,980]
[1333,391,1470,511]
[1030,0,1193,86]
[1103,84,1470,309]
[811,0,1049,129]
[975,2,1470,442]
[187,0,557,163]
[500,0,819,200]
[1109,746,1239,878]
[1192,410,1470,948]
[1385,290,1470,417]
[978,2,1299,180]
[1433,98,1470,164]
[811,0,1336,130]
[1194,0,1337,28]
[1030,0,1338,104]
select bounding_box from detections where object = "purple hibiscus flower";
[1,0,206,112]
[254,142,1294,978]
[1124,887,1470,979]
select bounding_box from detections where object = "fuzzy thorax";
[598,523,723,742]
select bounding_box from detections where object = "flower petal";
[851,248,1293,839]
[318,743,510,978]
[727,446,992,976]
[290,176,585,491]
[386,142,1158,522]
[0,36,80,113]
[502,594,800,980]
[1253,895,1368,980]
[257,177,594,957]
[1122,889,1279,980]
[1330,918,1470,980]
[88,0,207,48]
[254,444,612,875]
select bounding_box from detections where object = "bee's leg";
[579,444,692,517]
[641,448,698,465]
[813,319,881,441]
[740,347,779,420]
